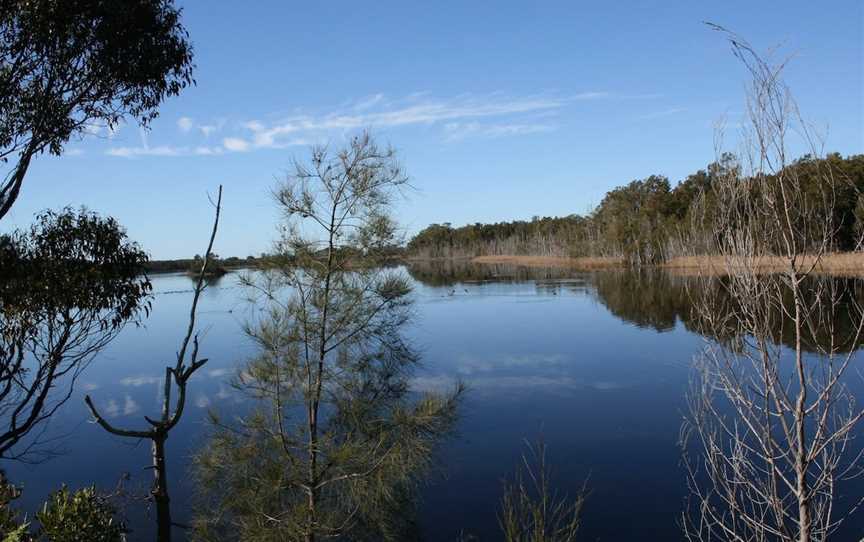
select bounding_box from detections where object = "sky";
[3,0,863,259]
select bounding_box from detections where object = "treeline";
[145,255,256,274]
[408,153,864,264]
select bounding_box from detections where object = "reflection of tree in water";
[700,274,864,354]
[591,269,688,332]
[406,259,586,287]
[590,268,864,353]
[410,261,864,353]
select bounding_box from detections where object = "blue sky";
[4,0,862,259]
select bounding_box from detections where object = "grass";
[664,252,864,277]
[466,252,864,277]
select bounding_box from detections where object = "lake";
[6,262,864,540]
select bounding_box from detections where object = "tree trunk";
[0,141,36,222]
[792,282,811,542]
[153,433,172,542]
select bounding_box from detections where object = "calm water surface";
[6,264,864,540]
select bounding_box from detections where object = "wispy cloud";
[636,107,687,121]
[99,394,140,417]
[108,145,186,157]
[120,375,161,387]
[223,137,250,152]
[108,128,223,157]
[227,92,580,151]
[353,93,385,111]
[444,122,555,142]
[106,90,632,157]
[194,145,224,156]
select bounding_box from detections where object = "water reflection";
[407,260,864,353]
[3,265,863,541]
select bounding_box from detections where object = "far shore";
[470,255,624,269]
[455,253,864,277]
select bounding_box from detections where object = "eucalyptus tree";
[0,208,151,461]
[680,26,864,542]
[85,187,222,542]
[0,0,194,221]
[195,133,462,542]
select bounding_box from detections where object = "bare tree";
[680,26,864,542]
[85,186,222,542]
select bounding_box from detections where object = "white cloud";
[108,145,189,157]
[195,394,211,409]
[572,91,610,100]
[216,384,232,400]
[120,375,161,386]
[177,116,194,132]
[123,395,139,415]
[234,92,581,149]
[444,122,555,141]
[107,90,627,157]
[223,137,250,152]
[199,119,226,138]
[353,93,385,111]
[102,399,119,418]
[637,107,687,121]
[194,145,223,156]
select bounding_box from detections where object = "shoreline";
[469,255,624,269]
[410,253,864,277]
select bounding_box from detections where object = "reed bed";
[663,252,864,277]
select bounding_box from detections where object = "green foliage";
[0,208,152,330]
[0,472,25,542]
[408,216,589,259]
[36,486,124,542]
[0,0,195,219]
[0,475,123,542]
[194,133,463,541]
[408,154,864,264]
[0,208,151,459]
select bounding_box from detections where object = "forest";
[408,153,864,265]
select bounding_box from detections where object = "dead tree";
[680,27,864,542]
[85,186,222,542]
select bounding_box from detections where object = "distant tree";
[0,0,195,221]
[405,152,863,265]
[195,133,462,542]
[0,208,151,460]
